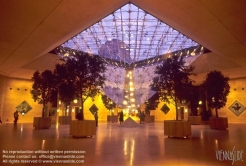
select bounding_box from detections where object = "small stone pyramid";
[119,117,140,127]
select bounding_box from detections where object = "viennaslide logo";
[216,146,244,165]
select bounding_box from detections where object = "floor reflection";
[0,122,246,165]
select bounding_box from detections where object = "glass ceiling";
[51,3,210,110]
[58,3,201,66]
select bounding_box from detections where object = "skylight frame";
[58,3,202,66]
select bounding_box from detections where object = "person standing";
[119,111,124,124]
[76,109,82,120]
[94,111,98,127]
[0,115,2,124]
[13,110,19,124]
[140,111,146,124]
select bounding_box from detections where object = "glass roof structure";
[51,3,210,110]
[53,3,208,68]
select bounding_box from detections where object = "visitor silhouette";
[13,110,19,124]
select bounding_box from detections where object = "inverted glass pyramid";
[54,3,207,68]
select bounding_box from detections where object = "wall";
[0,76,113,123]
[149,101,176,121]
[0,76,42,123]
[219,77,246,122]
[0,75,7,121]
[150,77,246,123]
[57,93,115,122]
[1,76,246,123]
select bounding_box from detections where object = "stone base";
[164,120,191,138]
[209,117,228,130]
[69,120,96,138]
[189,116,201,125]
[145,115,155,123]
[107,115,118,123]
[58,116,71,125]
[33,117,51,129]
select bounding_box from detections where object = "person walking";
[13,110,19,124]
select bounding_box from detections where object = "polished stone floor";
[0,121,246,166]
